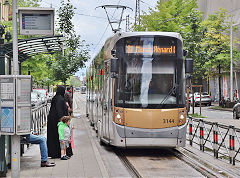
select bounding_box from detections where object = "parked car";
[233,103,240,119]
[75,87,81,92]
[31,92,42,107]
[81,86,86,94]
[33,89,48,104]
[190,92,211,106]
[47,92,54,103]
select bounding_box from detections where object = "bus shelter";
[0,35,65,176]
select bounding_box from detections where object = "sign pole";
[12,0,20,177]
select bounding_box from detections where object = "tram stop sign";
[18,7,54,36]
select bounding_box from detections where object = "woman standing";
[47,86,68,158]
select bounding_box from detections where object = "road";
[189,105,240,128]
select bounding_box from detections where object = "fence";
[187,117,240,165]
[32,102,50,134]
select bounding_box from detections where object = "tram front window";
[122,58,176,108]
[115,36,184,109]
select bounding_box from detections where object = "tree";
[200,9,240,102]
[66,76,82,87]
[51,0,90,84]
[17,0,42,7]
[21,54,57,87]
[134,0,199,32]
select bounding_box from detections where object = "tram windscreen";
[115,36,185,109]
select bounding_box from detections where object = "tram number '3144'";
[163,119,175,124]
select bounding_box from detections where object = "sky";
[40,0,158,79]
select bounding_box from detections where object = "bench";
[20,137,30,156]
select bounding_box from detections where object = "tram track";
[113,147,205,178]
[172,148,220,178]
[113,148,143,178]
[113,147,239,178]
[173,147,240,178]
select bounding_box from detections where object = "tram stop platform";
[6,115,110,177]
[5,95,131,178]
[7,117,108,178]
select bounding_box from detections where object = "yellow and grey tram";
[87,31,190,147]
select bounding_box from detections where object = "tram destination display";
[124,36,177,56]
[22,14,51,30]
[19,7,54,35]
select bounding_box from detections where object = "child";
[58,116,71,160]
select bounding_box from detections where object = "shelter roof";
[4,35,65,62]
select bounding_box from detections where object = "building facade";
[0,0,11,22]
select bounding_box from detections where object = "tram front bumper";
[114,122,187,147]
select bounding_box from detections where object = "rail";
[113,148,142,178]
[187,116,240,165]
[31,102,50,134]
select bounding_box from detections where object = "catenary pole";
[12,0,20,177]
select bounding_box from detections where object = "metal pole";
[12,0,20,177]
[200,87,202,116]
[230,15,233,102]
[13,0,18,75]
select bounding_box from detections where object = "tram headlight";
[114,113,124,125]
[114,108,124,125]
[179,113,185,124]
[180,114,184,120]
[117,114,121,119]
[116,114,123,124]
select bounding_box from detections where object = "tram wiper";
[158,85,178,109]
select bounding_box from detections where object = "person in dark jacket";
[47,85,68,158]
[64,87,73,110]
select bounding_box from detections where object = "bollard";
[189,118,193,146]
[213,122,219,158]
[229,125,235,165]
[199,119,204,151]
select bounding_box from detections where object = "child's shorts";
[60,141,69,150]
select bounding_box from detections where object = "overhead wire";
[41,0,113,20]
[91,0,123,62]
[140,0,155,8]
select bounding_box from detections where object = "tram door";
[103,61,110,140]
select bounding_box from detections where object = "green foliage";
[51,0,90,83]
[8,0,42,7]
[18,0,42,7]
[134,0,198,32]
[66,76,82,87]
[189,113,206,118]
[21,54,57,87]
[201,9,240,77]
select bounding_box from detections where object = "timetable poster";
[0,107,14,133]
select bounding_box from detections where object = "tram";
[87,31,191,147]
